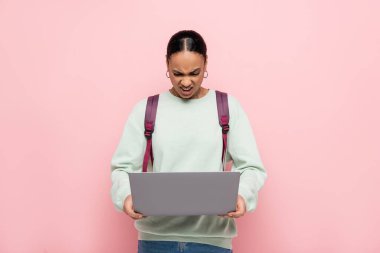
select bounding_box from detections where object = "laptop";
[127,171,240,216]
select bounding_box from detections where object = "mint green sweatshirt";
[110,89,267,249]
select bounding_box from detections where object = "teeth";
[181,87,192,91]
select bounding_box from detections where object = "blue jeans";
[137,240,233,253]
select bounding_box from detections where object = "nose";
[181,78,193,86]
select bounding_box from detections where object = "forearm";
[110,168,131,212]
[238,167,267,213]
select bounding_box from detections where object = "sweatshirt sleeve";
[110,99,146,212]
[226,96,268,213]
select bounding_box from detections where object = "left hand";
[218,194,246,219]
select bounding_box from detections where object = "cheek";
[170,77,180,84]
[195,76,204,84]
[193,75,203,82]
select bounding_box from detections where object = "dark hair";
[166,30,207,64]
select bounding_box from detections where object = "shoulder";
[125,97,148,125]
[131,97,148,116]
[226,93,241,108]
[215,91,243,115]
[219,91,246,126]
[129,90,169,116]
[132,97,148,114]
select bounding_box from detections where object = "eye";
[173,72,199,76]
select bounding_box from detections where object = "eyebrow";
[173,68,201,74]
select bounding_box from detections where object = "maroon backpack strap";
[142,94,159,173]
[215,90,230,171]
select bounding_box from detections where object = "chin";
[173,86,201,99]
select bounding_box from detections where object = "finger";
[218,214,231,218]
[132,215,145,220]
[227,210,242,218]
[136,213,147,219]
[127,208,144,219]
[229,210,244,218]
[130,213,144,220]
[227,212,236,217]
[224,212,235,218]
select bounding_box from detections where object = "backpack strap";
[142,94,159,172]
[142,90,229,172]
[215,90,230,171]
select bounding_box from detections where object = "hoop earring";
[166,71,170,78]
[204,71,208,78]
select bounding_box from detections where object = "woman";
[110,30,268,253]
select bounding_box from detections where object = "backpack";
[142,90,230,173]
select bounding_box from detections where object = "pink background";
[1,0,379,252]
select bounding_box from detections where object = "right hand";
[123,195,146,220]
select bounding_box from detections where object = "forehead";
[169,51,204,70]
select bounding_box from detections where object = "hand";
[123,195,147,220]
[218,194,247,219]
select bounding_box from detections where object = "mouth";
[180,86,193,95]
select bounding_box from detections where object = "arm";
[227,96,268,213]
[110,100,146,212]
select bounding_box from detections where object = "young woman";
[110,30,268,253]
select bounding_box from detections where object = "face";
[166,50,207,99]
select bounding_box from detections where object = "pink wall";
[1,0,379,252]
